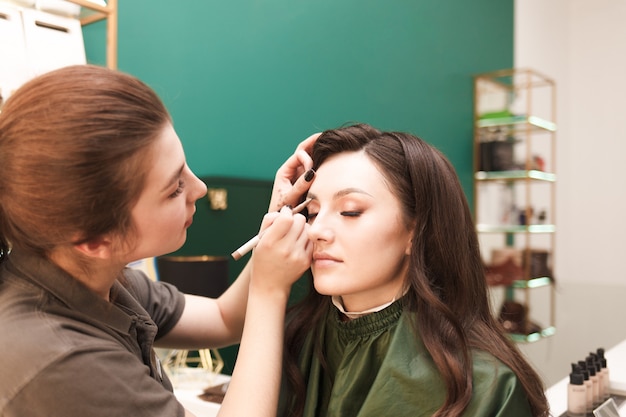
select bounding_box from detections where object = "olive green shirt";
[280,300,533,417]
[0,250,186,417]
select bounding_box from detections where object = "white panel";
[0,2,29,99]
[21,7,85,78]
[1,0,36,7]
[35,0,81,17]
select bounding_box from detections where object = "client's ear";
[73,236,113,260]
[404,226,415,255]
[405,233,413,256]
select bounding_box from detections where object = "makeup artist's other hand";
[268,132,320,212]
[251,206,312,295]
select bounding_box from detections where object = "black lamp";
[156,255,229,298]
[155,255,230,379]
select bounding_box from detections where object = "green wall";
[82,0,513,375]
[82,0,513,200]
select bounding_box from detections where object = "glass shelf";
[509,326,556,343]
[509,276,552,289]
[475,170,556,182]
[476,224,555,233]
[475,68,557,345]
[476,114,556,132]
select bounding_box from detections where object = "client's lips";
[313,253,341,265]
[185,208,196,228]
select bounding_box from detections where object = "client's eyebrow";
[308,188,373,201]
[334,188,373,198]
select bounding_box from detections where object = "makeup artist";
[279,123,549,417]
[0,64,316,417]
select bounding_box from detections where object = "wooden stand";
[67,0,117,69]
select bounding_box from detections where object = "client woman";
[279,123,549,417]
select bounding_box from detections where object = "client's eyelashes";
[169,179,185,198]
[306,211,362,222]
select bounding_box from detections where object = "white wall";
[564,0,626,287]
[515,0,626,287]
[514,0,626,388]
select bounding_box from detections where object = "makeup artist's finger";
[283,208,307,238]
[278,149,314,182]
[271,150,315,208]
[269,170,307,212]
[258,211,281,233]
[257,206,297,246]
[268,133,320,211]
[294,148,314,171]
[279,168,316,209]
[263,209,309,261]
[295,132,321,154]
[292,216,312,256]
[251,210,310,291]
[282,213,312,269]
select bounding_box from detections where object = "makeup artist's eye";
[169,179,185,198]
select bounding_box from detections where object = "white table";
[172,370,230,417]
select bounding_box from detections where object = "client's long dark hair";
[282,123,548,417]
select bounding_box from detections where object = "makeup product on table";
[596,348,611,401]
[568,371,587,417]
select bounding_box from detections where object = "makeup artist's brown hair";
[0,65,170,262]
[281,124,549,417]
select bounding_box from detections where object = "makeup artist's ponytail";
[0,65,170,257]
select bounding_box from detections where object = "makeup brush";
[231,198,312,260]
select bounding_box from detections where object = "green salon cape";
[279,300,533,417]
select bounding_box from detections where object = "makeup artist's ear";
[73,235,113,260]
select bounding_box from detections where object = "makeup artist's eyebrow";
[161,164,185,192]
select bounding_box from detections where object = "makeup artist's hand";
[219,206,311,417]
[252,206,312,293]
[268,132,320,212]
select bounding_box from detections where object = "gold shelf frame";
[66,0,117,69]
[472,68,558,344]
